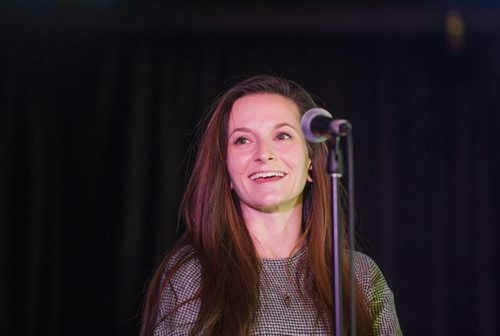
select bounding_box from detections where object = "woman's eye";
[275,132,291,140]
[234,137,250,145]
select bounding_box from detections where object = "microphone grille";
[301,108,332,143]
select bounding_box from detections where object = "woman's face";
[226,93,312,213]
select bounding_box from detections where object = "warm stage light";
[446,9,465,53]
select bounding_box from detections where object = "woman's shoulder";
[155,245,202,335]
[164,244,202,289]
[157,244,202,316]
[352,251,391,299]
[352,251,383,283]
[352,251,403,335]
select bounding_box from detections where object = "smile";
[249,171,286,181]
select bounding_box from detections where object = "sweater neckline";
[259,245,306,267]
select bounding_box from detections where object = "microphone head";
[301,108,333,143]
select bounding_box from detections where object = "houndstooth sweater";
[154,247,402,335]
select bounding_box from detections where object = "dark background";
[1,1,499,335]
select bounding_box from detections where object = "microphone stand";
[328,124,356,336]
[328,135,344,336]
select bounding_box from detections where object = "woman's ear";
[307,163,313,182]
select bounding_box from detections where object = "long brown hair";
[141,75,373,335]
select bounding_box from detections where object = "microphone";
[300,108,351,143]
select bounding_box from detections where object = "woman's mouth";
[249,171,286,182]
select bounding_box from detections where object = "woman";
[141,75,402,335]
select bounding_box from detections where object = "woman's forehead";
[228,94,300,129]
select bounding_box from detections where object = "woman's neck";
[241,203,303,259]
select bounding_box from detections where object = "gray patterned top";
[154,247,402,335]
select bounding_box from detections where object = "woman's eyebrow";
[228,123,297,137]
[273,123,297,131]
[228,127,252,137]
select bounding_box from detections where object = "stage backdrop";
[1,3,499,335]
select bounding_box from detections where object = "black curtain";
[2,12,499,336]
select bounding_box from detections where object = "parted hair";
[140,75,373,335]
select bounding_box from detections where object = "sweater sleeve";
[354,252,403,336]
[154,254,202,336]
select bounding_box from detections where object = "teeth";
[250,171,285,180]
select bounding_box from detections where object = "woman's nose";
[254,140,275,161]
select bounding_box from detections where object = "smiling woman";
[140,75,402,336]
